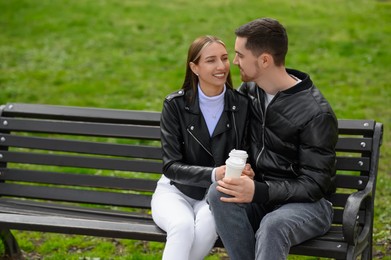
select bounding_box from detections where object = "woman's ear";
[189,62,198,76]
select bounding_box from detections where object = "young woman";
[151,35,250,260]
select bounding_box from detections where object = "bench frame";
[0,103,383,259]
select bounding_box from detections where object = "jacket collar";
[184,87,242,114]
[282,68,313,94]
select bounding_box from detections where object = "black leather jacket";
[160,87,249,200]
[239,69,338,205]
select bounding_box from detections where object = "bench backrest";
[0,103,162,212]
[0,103,383,228]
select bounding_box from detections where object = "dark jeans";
[207,182,333,260]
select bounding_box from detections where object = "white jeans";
[151,176,218,260]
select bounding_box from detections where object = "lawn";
[0,0,390,259]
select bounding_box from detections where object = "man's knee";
[257,211,291,236]
[206,182,220,206]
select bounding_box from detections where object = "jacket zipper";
[255,89,280,173]
[187,110,238,158]
[255,88,266,166]
[231,111,239,148]
[187,128,213,157]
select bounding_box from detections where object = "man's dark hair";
[235,18,288,66]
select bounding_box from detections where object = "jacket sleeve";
[267,112,338,203]
[160,100,213,188]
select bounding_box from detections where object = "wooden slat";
[0,117,161,140]
[0,151,162,174]
[335,137,372,152]
[335,156,370,171]
[332,208,365,225]
[0,169,157,191]
[337,119,375,135]
[0,134,162,160]
[332,209,344,224]
[318,226,344,241]
[0,118,160,140]
[0,183,152,208]
[329,193,350,207]
[0,213,166,242]
[290,239,347,259]
[335,174,368,189]
[1,103,161,126]
[0,198,153,222]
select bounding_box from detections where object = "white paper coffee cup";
[229,149,248,162]
[225,157,245,178]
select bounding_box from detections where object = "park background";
[1,0,390,259]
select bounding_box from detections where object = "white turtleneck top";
[198,85,226,136]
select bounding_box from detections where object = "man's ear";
[258,53,273,68]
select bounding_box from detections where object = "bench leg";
[361,244,372,260]
[0,229,22,259]
[346,244,372,260]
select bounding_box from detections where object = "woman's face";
[191,42,230,94]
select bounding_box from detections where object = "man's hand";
[216,176,255,203]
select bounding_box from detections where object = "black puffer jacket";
[239,69,338,205]
[160,87,249,200]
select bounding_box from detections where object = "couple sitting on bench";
[152,17,337,260]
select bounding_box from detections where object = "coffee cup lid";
[226,157,245,168]
[229,149,248,159]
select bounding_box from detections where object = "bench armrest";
[342,180,374,245]
[343,122,383,246]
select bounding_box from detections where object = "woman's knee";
[168,217,195,235]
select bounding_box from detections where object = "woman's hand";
[242,163,255,179]
[215,165,226,181]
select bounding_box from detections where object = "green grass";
[1,0,390,259]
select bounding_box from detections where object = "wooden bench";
[0,103,383,259]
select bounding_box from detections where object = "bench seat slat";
[0,118,161,140]
[0,169,157,192]
[0,213,166,242]
[0,134,162,160]
[0,198,153,222]
[0,183,152,208]
[317,226,344,241]
[0,151,162,174]
[290,239,348,259]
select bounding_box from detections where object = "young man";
[207,18,338,260]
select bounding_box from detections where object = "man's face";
[233,37,261,82]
